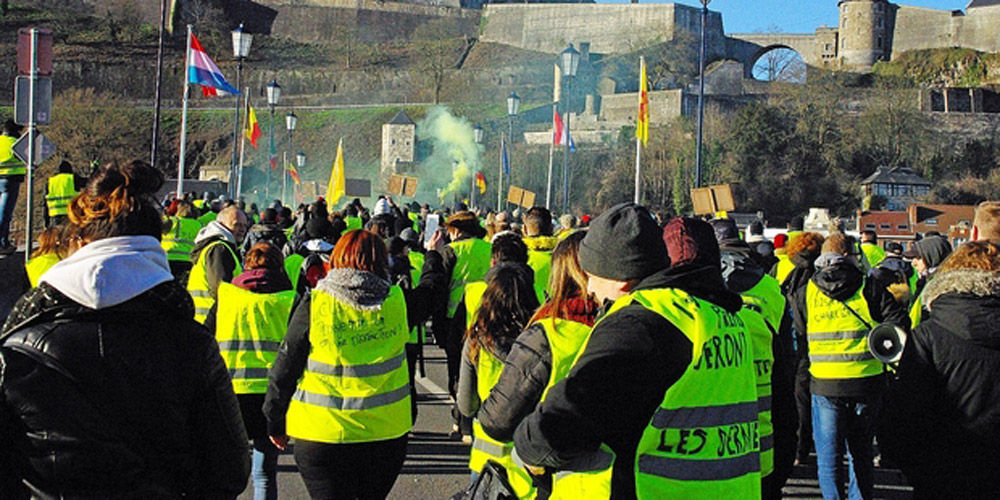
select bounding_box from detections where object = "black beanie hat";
[579,203,669,281]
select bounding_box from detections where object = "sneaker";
[0,245,16,256]
[461,434,473,445]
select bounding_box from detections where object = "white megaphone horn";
[868,323,908,365]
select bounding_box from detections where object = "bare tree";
[411,19,467,104]
[751,26,806,83]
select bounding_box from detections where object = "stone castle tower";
[838,0,894,69]
[380,111,416,185]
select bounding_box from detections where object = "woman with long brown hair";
[264,229,447,499]
[0,160,249,498]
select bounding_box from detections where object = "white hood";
[195,220,236,246]
[40,235,173,310]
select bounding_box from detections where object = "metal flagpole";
[546,103,555,210]
[177,25,192,199]
[635,57,644,204]
[634,137,642,204]
[282,150,287,204]
[237,88,248,199]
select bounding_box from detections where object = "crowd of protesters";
[2,158,1000,500]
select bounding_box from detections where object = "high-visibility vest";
[408,251,425,344]
[284,253,305,292]
[286,285,412,443]
[45,173,77,216]
[198,211,218,227]
[407,212,420,231]
[909,295,923,329]
[345,216,363,232]
[774,254,794,285]
[161,217,202,263]
[187,240,242,323]
[630,288,761,500]
[860,243,885,268]
[739,275,786,479]
[469,348,536,499]
[215,283,294,394]
[805,280,883,381]
[524,236,558,296]
[446,238,492,318]
[193,199,205,209]
[0,135,25,176]
[25,252,60,288]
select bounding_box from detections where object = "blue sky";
[596,1,971,34]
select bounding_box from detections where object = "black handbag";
[450,460,518,500]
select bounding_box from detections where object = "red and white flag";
[552,110,576,151]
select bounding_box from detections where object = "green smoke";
[415,106,482,205]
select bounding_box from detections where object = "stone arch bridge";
[726,32,832,79]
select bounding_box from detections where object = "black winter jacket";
[790,259,909,397]
[512,264,743,500]
[0,282,250,499]
[880,269,1000,499]
[240,223,288,260]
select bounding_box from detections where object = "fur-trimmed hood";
[315,268,391,310]
[921,269,1000,349]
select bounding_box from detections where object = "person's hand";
[427,229,446,252]
[270,435,289,451]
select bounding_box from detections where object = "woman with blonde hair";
[1,160,249,498]
[881,240,1000,499]
[475,231,600,497]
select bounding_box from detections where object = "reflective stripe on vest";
[740,275,785,477]
[286,286,411,444]
[623,288,760,500]
[470,348,536,499]
[0,135,25,175]
[446,238,492,318]
[161,217,202,263]
[187,240,242,323]
[45,174,77,216]
[215,283,293,394]
[805,280,883,380]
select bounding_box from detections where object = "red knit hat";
[774,233,788,249]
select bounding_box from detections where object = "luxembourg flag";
[188,33,240,97]
[553,109,576,152]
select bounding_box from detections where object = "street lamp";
[266,79,281,199]
[283,111,298,204]
[559,44,580,214]
[294,152,305,206]
[695,0,710,189]
[230,23,253,199]
[473,125,483,209]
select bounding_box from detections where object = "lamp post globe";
[266,80,281,106]
[558,44,580,214]
[285,111,298,132]
[264,80,281,199]
[229,23,253,199]
[474,125,484,144]
[231,24,253,59]
[296,152,306,168]
[506,92,520,117]
[560,44,580,78]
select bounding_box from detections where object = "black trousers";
[794,357,813,460]
[293,436,408,500]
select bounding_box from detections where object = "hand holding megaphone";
[868,323,908,365]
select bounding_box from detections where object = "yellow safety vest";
[524,236,559,296]
[739,275,786,479]
[470,348,537,499]
[408,212,420,232]
[187,240,242,323]
[631,288,762,500]
[860,243,885,268]
[345,216,363,232]
[286,285,411,443]
[192,199,205,209]
[25,252,60,288]
[805,280,883,381]
[909,295,923,329]
[464,279,545,331]
[197,211,218,227]
[284,253,305,292]
[774,254,794,286]
[0,135,25,176]
[45,173,77,216]
[446,238,492,318]
[408,251,426,344]
[161,217,202,263]
[215,283,294,394]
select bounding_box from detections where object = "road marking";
[415,375,453,404]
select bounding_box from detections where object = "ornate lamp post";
[559,44,580,214]
[473,124,483,209]
[283,111,298,204]
[230,24,252,198]
[295,151,306,204]
[265,79,281,199]
[695,0,711,189]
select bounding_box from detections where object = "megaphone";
[868,323,908,365]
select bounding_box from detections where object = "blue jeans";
[251,437,279,500]
[0,176,22,248]
[811,394,881,500]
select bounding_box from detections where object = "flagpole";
[151,0,168,169]
[282,150,287,205]
[634,57,644,205]
[176,25,192,199]
[546,103,555,210]
[497,132,504,212]
[237,87,249,199]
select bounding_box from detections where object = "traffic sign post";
[14,76,52,126]
[16,28,48,265]
[12,131,56,167]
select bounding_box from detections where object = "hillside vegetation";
[874,48,1000,88]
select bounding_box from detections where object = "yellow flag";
[326,138,346,204]
[636,56,649,146]
[245,100,261,148]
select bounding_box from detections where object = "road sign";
[14,76,52,125]
[12,131,57,167]
[17,28,53,77]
